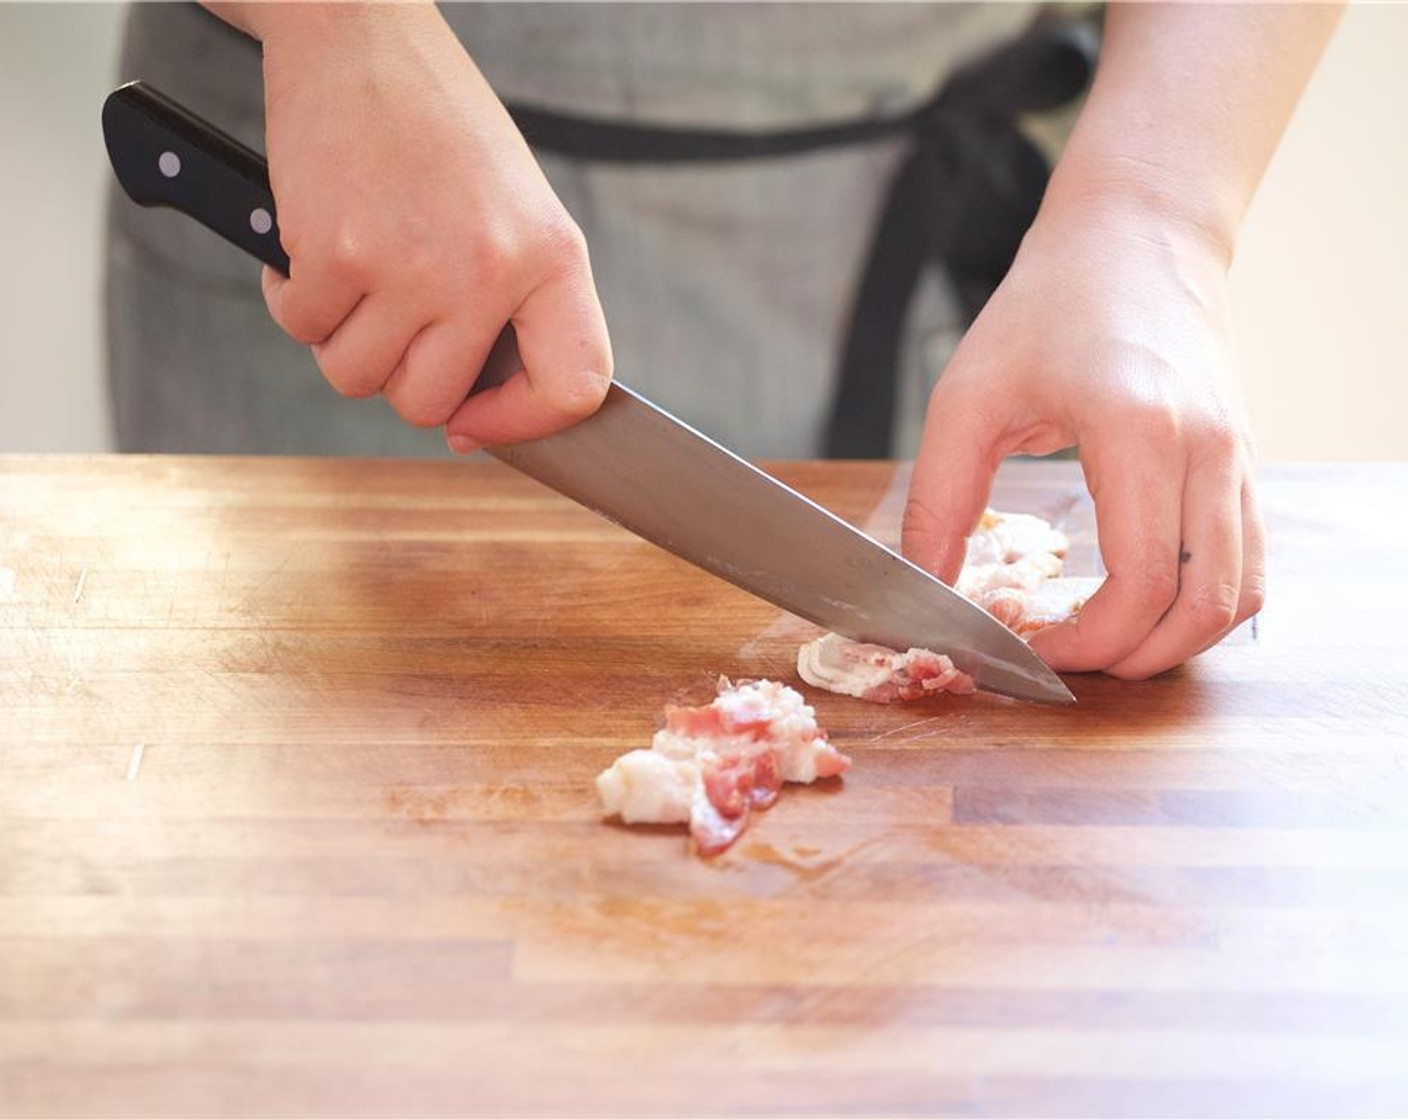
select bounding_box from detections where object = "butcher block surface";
[2,455,1406,1118]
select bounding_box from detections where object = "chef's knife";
[102,80,1074,705]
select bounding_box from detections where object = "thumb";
[901,378,1004,586]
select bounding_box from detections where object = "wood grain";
[2,455,1406,1118]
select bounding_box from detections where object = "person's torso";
[453,2,1034,129]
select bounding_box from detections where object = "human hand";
[901,191,1265,679]
[243,2,611,449]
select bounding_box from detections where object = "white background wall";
[1229,2,1408,461]
[1,2,1404,459]
[1,2,124,453]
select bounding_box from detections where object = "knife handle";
[100,80,522,393]
[103,81,290,274]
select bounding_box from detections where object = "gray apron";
[106,2,1038,458]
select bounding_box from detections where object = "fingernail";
[447,434,482,456]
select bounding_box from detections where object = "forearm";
[198,1,491,136]
[1044,2,1343,264]
[201,1,441,46]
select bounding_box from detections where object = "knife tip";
[981,668,1077,706]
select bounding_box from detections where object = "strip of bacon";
[796,632,976,702]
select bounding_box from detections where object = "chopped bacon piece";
[597,679,848,857]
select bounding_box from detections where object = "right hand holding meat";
[237,2,612,451]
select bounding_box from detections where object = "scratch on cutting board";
[866,715,946,745]
[64,643,85,695]
[125,742,146,782]
[73,568,89,604]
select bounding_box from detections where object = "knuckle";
[327,226,374,281]
[287,324,323,346]
[475,221,520,272]
[273,304,324,346]
[536,215,590,271]
[315,350,383,400]
[398,402,453,429]
[391,387,455,429]
[1188,415,1242,467]
[1128,401,1181,447]
[381,343,458,429]
[529,214,591,283]
[1186,579,1241,634]
[472,214,588,295]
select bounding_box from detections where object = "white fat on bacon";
[1004,576,1103,637]
[962,508,1070,568]
[596,678,849,856]
[796,632,977,702]
[594,751,697,826]
[799,509,1102,702]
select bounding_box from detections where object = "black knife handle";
[101,80,522,393]
[103,80,289,274]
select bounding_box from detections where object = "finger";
[901,378,1005,586]
[1028,437,1183,673]
[1190,475,1265,656]
[1232,477,1267,628]
[309,294,418,399]
[261,258,365,346]
[382,319,498,429]
[1105,457,1243,679]
[443,267,611,447]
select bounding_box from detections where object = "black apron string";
[505,22,1098,457]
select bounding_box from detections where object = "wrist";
[208,1,438,48]
[1039,151,1240,274]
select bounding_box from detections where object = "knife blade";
[101,80,1074,705]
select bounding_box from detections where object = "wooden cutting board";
[2,455,1406,1117]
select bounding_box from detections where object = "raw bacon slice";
[958,551,1065,599]
[796,632,976,703]
[596,679,849,857]
[964,508,1069,568]
[1002,576,1104,637]
[797,509,1098,703]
